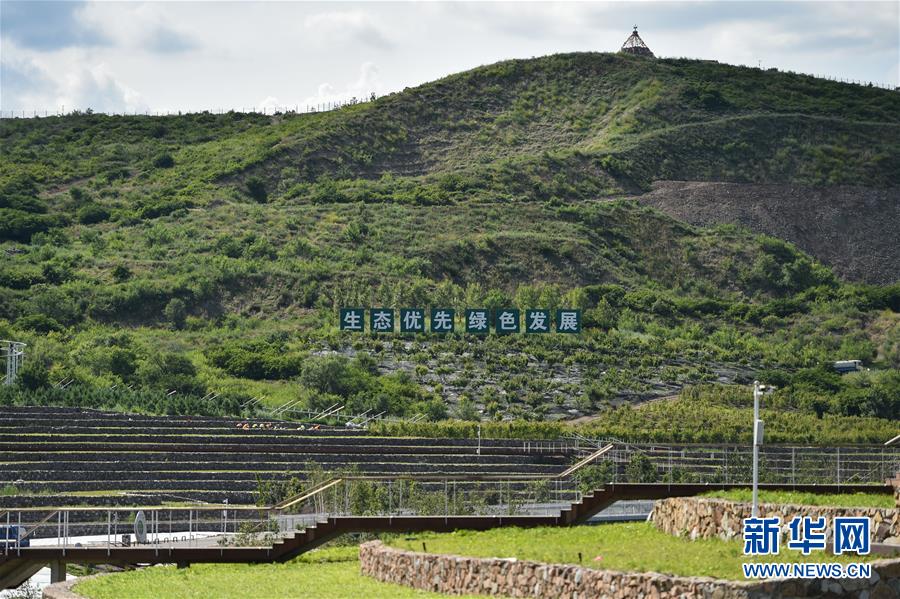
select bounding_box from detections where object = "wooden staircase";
[268,513,564,562]
[270,519,342,561]
[0,558,46,590]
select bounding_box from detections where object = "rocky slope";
[638,181,900,284]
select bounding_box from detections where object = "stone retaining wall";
[652,497,900,544]
[359,540,900,598]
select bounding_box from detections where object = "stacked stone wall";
[359,540,900,598]
[652,496,899,545]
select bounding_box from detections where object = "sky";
[1,1,898,115]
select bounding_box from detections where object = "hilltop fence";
[2,66,898,120]
[0,93,378,120]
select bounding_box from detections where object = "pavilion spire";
[620,25,655,58]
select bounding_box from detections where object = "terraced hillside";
[1,51,899,436]
[0,406,576,508]
[3,405,895,512]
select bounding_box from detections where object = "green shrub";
[0,267,44,289]
[0,385,246,418]
[207,340,303,380]
[153,153,175,168]
[574,461,615,492]
[137,352,205,396]
[0,175,43,212]
[163,298,187,330]
[0,208,64,242]
[16,360,50,391]
[77,203,110,224]
[16,314,64,333]
[138,198,193,219]
[111,265,132,282]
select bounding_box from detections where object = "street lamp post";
[751,381,765,518]
[477,423,482,456]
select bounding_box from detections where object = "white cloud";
[78,2,196,54]
[442,3,594,38]
[1,42,52,110]
[0,38,147,114]
[257,96,281,112]
[303,62,383,106]
[303,10,392,50]
[250,63,384,113]
[57,63,147,113]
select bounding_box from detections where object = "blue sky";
[1,1,898,114]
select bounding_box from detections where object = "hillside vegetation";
[1,52,898,442]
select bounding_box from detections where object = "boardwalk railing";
[273,444,614,512]
[0,506,277,555]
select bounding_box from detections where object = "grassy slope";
[75,546,491,599]
[387,523,878,580]
[700,489,895,509]
[1,53,899,440]
[3,54,899,204]
[75,521,886,597]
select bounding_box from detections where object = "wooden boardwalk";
[1,482,891,589]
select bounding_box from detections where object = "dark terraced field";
[0,407,576,507]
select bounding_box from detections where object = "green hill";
[1,52,898,442]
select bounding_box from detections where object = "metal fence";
[0,95,378,120]
[1,506,277,555]
[278,476,581,520]
[594,442,900,485]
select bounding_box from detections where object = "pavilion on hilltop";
[620,26,655,58]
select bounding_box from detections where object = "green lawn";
[75,546,493,599]
[67,522,889,595]
[387,523,879,580]
[700,489,896,509]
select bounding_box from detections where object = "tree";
[111,265,132,283]
[420,398,448,421]
[514,285,541,311]
[107,348,138,379]
[574,461,615,492]
[138,352,204,396]
[455,396,480,421]
[69,187,88,206]
[585,298,618,330]
[625,453,658,483]
[164,298,187,330]
[16,361,49,391]
[300,355,368,398]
